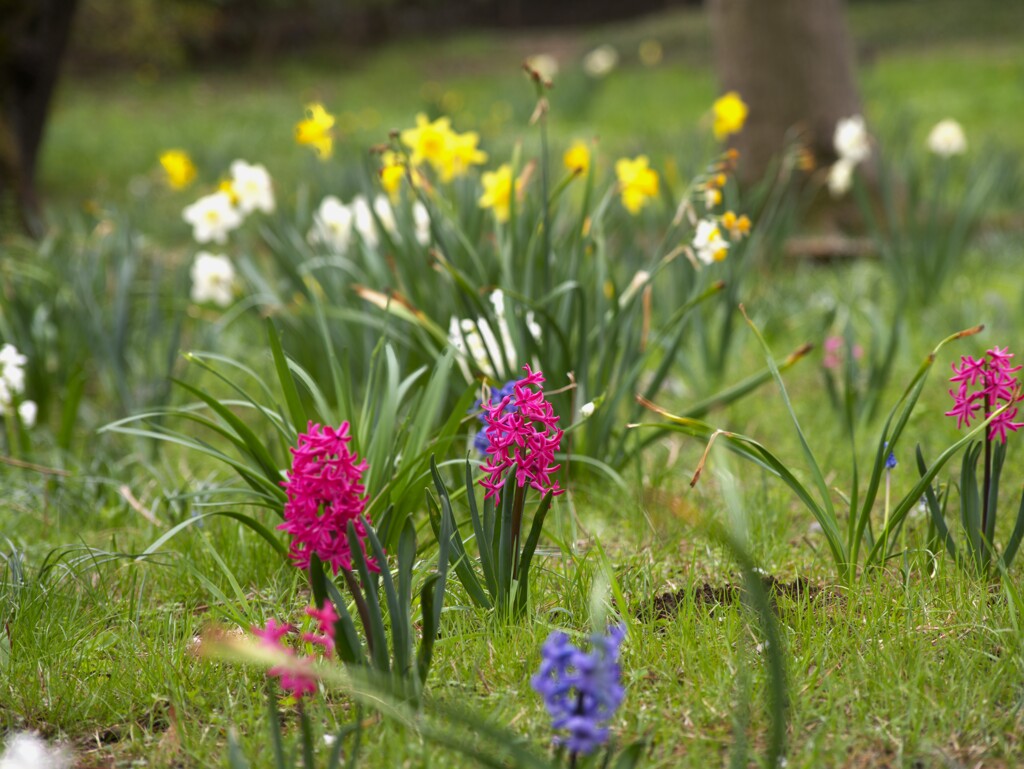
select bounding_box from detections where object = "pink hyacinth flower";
[945,348,1024,443]
[479,365,565,503]
[278,421,379,574]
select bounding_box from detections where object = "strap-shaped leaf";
[347,521,390,673]
[416,573,442,687]
[430,458,491,608]
[465,458,498,597]
[266,318,308,434]
[916,445,958,563]
[513,491,554,616]
[324,578,365,667]
[364,517,408,677]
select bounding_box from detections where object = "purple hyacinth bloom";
[884,441,897,470]
[531,625,626,756]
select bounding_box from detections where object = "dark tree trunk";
[0,0,79,235]
[708,0,861,185]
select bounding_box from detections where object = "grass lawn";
[4,1,1024,767]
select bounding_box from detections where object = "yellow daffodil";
[440,131,488,181]
[615,155,660,215]
[217,179,240,205]
[563,141,591,176]
[379,151,406,201]
[295,103,335,160]
[159,150,196,190]
[400,113,456,171]
[478,164,521,223]
[721,211,751,240]
[712,91,748,141]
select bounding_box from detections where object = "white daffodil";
[372,195,398,238]
[834,115,870,165]
[583,44,619,78]
[17,400,37,428]
[190,252,236,307]
[926,119,967,157]
[0,343,27,407]
[692,219,729,264]
[308,196,354,253]
[351,195,379,248]
[182,191,243,244]
[412,201,431,246]
[229,159,275,215]
[526,53,559,81]
[828,158,856,198]
[579,401,596,419]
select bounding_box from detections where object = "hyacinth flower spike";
[429,364,565,618]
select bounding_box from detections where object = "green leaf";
[266,318,308,434]
[513,491,554,616]
[348,521,390,673]
[417,573,442,687]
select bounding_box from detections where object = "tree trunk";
[0,0,79,235]
[708,0,861,185]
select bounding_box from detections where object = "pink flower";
[252,618,317,698]
[822,336,863,371]
[302,602,338,654]
[278,422,378,574]
[945,347,1024,443]
[479,365,565,503]
[251,604,340,698]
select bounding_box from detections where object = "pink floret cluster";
[278,421,378,574]
[479,365,565,503]
[252,603,339,699]
[945,346,1024,443]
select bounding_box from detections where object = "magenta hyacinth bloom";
[479,365,565,503]
[945,348,1023,443]
[278,421,378,574]
[252,618,317,698]
[252,604,340,698]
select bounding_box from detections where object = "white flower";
[927,119,967,157]
[308,196,354,253]
[17,400,37,428]
[351,195,379,248]
[579,401,596,419]
[526,53,559,81]
[229,159,275,215]
[833,115,870,165]
[827,158,855,197]
[0,343,27,408]
[372,195,398,238]
[190,252,236,307]
[583,44,619,78]
[0,732,71,769]
[692,219,729,264]
[412,201,431,246]
[447,289,523,382]
[182,191,243,244]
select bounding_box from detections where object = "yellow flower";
[721,211,751,240]
[440,131,488,182]
[217,179,239,205]
[712,92,748,141]
[615,155,660,214]
[400,113,456,171]
[379,151,406,201]
[563,141,591,176]
[159,150,196,190]
[478,164,521,223]
[295,103,335,160]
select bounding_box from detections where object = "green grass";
[6,1,1024,766]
